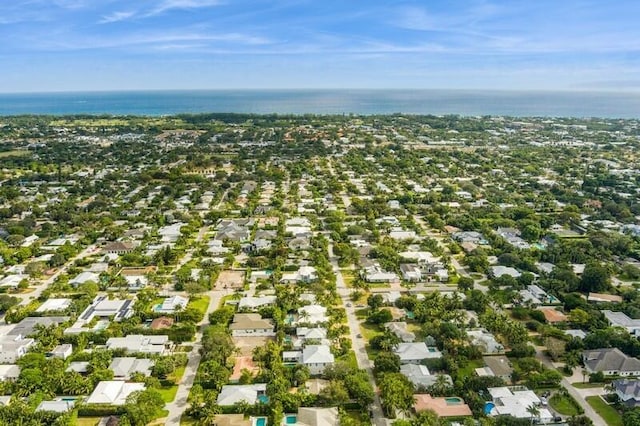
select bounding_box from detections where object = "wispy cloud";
[99,11,135,24]
[149,0,223,16]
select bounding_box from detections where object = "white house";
[297,305,328,325]
[487,386,553,422]
[105,335,170,355]
[238,296,277,310]
[109,357,154,379]
[602,310,640,336]
[302,345,335,375]
[216,383,267,406]
[0,335,35,363]
[86,381,146,405]
[467,329,504,354]
[153,296,189,314]
[394,342,441,364]
[36,298,72,313]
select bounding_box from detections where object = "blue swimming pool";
[258,395,269,404]
[285,415,297,424]
[255,418,267,426]
[484,402,495,415]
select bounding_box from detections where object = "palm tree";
[527,404,540,425]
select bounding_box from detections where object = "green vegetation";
[549,392,582,416]
[586,396,623,426]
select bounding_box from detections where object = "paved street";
[330,242,389,426]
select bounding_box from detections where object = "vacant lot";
[215,270,245,290]
[233,336,274,356]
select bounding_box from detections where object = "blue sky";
[1,0,639,92]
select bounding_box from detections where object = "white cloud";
[149,0,223,16]
[99,11,135,24]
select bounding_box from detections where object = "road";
[329,242,388,426]
[534,348,606,426]
[16,244,98,307]
[164,287,231,425]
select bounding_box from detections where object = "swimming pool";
[445,397,463,405]
[285,415,297,424]
[254,417,267,426]
[258,395,269,404]
[484,402,495,415]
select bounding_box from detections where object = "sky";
[1,0,639,92]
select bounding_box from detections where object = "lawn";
[157,385,179,403]
[187,295,211,316]
[572,382,607,389]
[0,150,29,158]
[76,418,102,426]
[169,366,187,383]
[586,396,623,426]
[457,359,483,379]
[549,393,581,416]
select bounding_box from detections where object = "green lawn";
[169,366,187,383]
[157,385,179,403]
[586,396,623,426]
[75,418,101,426]
[457,359,483,379]
[549,393,581,416]
[572,382,606,389]
[187,296,211,316]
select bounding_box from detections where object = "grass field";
[586,396,623,426]
[572,382,607,389]
[158,385,179,403]
[76,418,101,426]
[0,150,29,158]
[187,295,211,317]
[549,393,581,416]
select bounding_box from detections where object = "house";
[48,344,73,359]
[0,274,27,289]
[153,295,189,313]
[229,314,275,337]
[70,271,101,286]
[283,407,339,426]
[400,364,452,389]
[78,295,134,323]
[35,298,72,313]
[301,344,335,375]
[467,329,504,354]
[109,357,154,379]
[297,305,328,325]
[362,265,398,283]
[385,322,416,343]
[86,381,146,405]
[394,342,441,364]
[294,327,329,349]
[537,307,568,323]
[102,241,136,254]
[8,316,69,337]
[0,364,20,381]
[612,379,640,407]
[400,264,422,282]
[0,335,35,363]
[486,386,553,422]
[66,361,90,374]
[119,267,154,290]
[477,356,513,382]
[490,266,521,279]
[105,335,170,355]
[281,266,318,284]
[36,400,75,413]
[588,293,623,303]
[602,310,640,335]
[211,414,252,426]
[583,348,640,376]
[238,296,277,310]
[216,383,267,406]
[565,329,587,340]
[150,316,174,330]
[414,394,472,417]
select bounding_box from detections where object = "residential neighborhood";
[1,113,640,426]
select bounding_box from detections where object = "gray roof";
[584,348,640,373]
[109,357,154,378]
[613,379,640,401]
[483,355,513,377]
[8,316,69,337]
[400,363,452,389]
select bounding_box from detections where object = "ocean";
[0,89,639,118]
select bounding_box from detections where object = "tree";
[344,370,374,407]
[374,352,401,375]
[378,373,415,417]
[579,263,610,293]
[318,380,349,406]
[122,389,165,426]
[367,294,384,310]
[527,404,540,425]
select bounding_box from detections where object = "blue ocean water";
[0,90,638,118]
